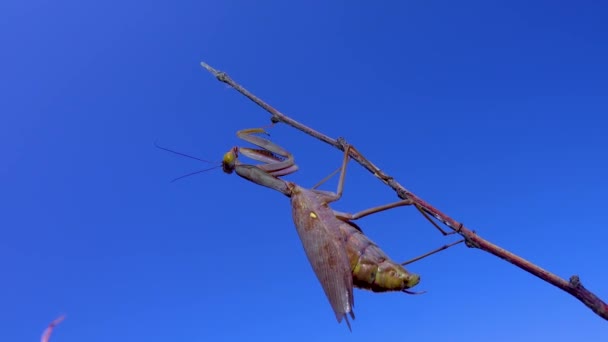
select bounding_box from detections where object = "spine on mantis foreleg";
[340,221,420,292]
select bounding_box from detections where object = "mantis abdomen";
[341,221,420,292]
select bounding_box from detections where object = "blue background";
[2,1,607,341]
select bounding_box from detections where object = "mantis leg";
[310,145,454,236]
[312,165,341,190]
[319,145,352,203]
[400,239,465,266]
[334,200,455,236]
[234,128,299,176]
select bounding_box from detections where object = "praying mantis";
[219,127,462,330]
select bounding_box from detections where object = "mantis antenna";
[155,141,222,182]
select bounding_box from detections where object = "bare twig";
[200,62,608,321]
[41,315,65,342]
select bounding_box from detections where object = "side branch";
[200,62,608,321]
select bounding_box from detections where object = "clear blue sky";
[1,1,607,341]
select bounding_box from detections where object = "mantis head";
[222,147,239,174]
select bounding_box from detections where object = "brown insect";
[221,127,462,329]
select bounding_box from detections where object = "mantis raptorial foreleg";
[234,127,354,203]
[233,128,298,176]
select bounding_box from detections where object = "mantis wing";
[291,190,355,329]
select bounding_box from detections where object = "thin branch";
[41,315,65,342]
[200,62,608,321]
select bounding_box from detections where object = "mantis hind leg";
[334,200,456,236]
[400,239,465,266]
